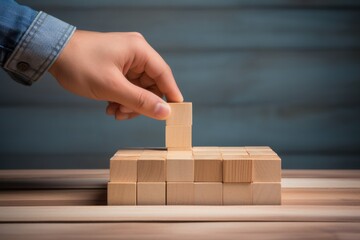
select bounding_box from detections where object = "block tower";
[108,102,281,205]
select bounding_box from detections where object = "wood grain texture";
[194,183,222,205]
[222,155,253,183]
[109,156,137,182]
[194,155,223,182]
[167,182,194,205]
[223,183,252,205]
[252,182,281,205]
[107,182,136,205]
[253,155,282,182]
[166,154,194,182]
[1,222,360,240]
[165,125,192,149]
[0,205,359,222]
[166,102,192,126]
[137,156,166,182]
[137,182,166,205]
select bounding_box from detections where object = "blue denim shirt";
[0,0,76,85]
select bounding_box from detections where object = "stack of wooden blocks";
[108,102,281,205]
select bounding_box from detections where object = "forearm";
[0,0,76,85]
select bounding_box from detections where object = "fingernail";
[154,102,170,119]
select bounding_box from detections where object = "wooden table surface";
[0,169,359,239]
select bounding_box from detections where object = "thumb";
[109,74,171,120]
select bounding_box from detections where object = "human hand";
[49,30,183,120]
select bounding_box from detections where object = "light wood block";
[165,125,192,149]
[252,182,281,205]
[137,182,166,205]
[142,149,167,158]
[114,149,143,157]
[109,156,137,182]
[166,102,192,126]
[223,183,252,205]
[107,182,136,205]
[222,155,253,183]
[194,182,222,205]
[166,153,194,182]
[194,155,222,182]
[167,182,194,205]
[137,156,166,182]
[253,155,281,182]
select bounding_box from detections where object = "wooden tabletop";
[0,170,359,239]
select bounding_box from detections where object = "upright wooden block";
[166,102,192,126]
[166,152,194,182]
[252,182,281,205]
[222,155,253,183]
[223,183,252,205]
[194,182,222,205]
[166,125,192,149]
[253,155,281,182]
[167,182,194,205]
[137,155,166,182]
[137,182,166,205]
[107,182,136,205]
[194,155,222,182]
[110,156,137,182]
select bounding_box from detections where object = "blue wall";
[0,0,359,169]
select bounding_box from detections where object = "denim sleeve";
[0,0,76,86]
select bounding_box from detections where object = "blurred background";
[0,0,359,169]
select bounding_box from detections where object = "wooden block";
[165,125,192,149]
[114,148,143,157]
[220,146,248,156]
[167,151,193,158]
[166,153,194,182]
[110,156,137,182]
[223,183,252,205]
[137,182,166,205]
[167,182,194,205]
[166,102,192,126]
[194,155,222,182]
[192,146,219,152]
[222,155,253,183]
[142,149,167,158]
[253,155,281,182]
[107,182,136,205]
[252,182,281,205]
[194,182,222,205]
[137,156,166,182]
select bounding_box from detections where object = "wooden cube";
[166,102,192,126]
[223,183,252,205]
[252,182,281,205]
[166,125,192,149]
[142,148,167,158]
[167,182,194,205]
[107,182,136,205]
[114,148,143,157]
[253,155,281,182]
[194,155,222,182]
[110,156,137,182]
[137,156,166,182]
[194,182,222,205]
[166,153,194,182]
[222,155,253,183]
[137,182,166,205]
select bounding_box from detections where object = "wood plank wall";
[0,0,359,169]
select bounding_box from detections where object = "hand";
[49,30,183,120]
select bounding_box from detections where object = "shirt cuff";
[3,11,76,86]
